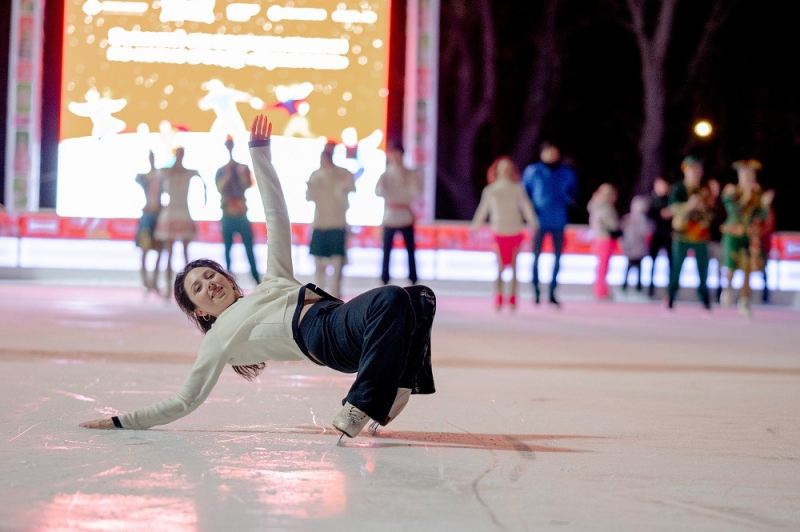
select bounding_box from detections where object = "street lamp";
[693,120,712,138]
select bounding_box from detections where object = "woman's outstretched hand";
[79,418,116,430]
[250,114,272,143]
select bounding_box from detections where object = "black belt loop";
[303,283,342,303]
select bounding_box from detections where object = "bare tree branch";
[512,0,562,167]
[672,0,738,103]
[653,0,679,63]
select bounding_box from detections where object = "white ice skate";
[367,387,412,435]
[333,402,370,439]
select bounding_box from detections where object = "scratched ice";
[1,281,799,531]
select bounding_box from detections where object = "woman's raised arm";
[249,114,294,280]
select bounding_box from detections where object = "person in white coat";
[471,156,538,310]
[376,141,423,285]
[306,141,356,298]
[587,184,621,299]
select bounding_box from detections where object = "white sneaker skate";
[333,402,370,438]
[720,288,733,308]
[738,298,752,319]
[367,388,412,435]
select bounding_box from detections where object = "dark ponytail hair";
[174,259,266,381]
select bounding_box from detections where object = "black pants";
[648,233,672,296]
[382,225,417,285]
[623,258,643,291]
[297,285,436,423]
[221,214,260,283]
[532,228,564,296]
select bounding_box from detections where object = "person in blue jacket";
[522,141,578,305]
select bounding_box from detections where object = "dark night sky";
[436,0,800,229]
[0,0,798,229]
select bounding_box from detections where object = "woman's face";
[683,163,703,187]
[540,146,560,164]
[737,168,757,189]
[654,178,669,196]
[184,267,239,318]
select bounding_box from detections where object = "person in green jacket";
[720,159,773,317]
[667,156,714,310]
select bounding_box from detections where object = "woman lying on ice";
[80,114,436,438]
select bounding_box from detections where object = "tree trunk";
[435,0,496,219]
[512,0,562,168]
[637,64,665,194]
[625,0,677,195]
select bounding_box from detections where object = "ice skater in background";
[306,141,356,298]
[646,177,673,297]
[620,196,654,293]
[758,193,776,304]
[522,141,579,306]
[470,156,538,310]
[668,156,714,310]
[376,141,423,286]
[587,184,621,300]
[215,136,260,284]
[199,79,264,140]
[134,151,164,293]
[720,159,772,317]
[155,147,207,298]
[80,115,436,439]
[68,88,126,139]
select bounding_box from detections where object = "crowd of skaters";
[133,138,777,319]
[469,142,776,317]
[132,137,424,300]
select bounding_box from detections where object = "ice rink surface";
[1,280,799,531]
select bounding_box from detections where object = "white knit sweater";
[375,164,422,227]
[118,141,312,430]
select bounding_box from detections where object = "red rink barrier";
[2,211,798,260]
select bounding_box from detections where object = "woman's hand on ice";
[79,418,116,430]
[250,114,272,143]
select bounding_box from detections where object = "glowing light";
[83,0,148,16]
[342,127,358,146]
[694,120,712,137]
[38,494,197,531]
[105,28,350,71]
[158,0,215,24]
[331,9,378,24]
[267,6,328,22]
[226,3,261,23]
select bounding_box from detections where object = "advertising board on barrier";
[6,213,798,260]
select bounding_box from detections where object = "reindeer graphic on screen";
[68,88,127,139]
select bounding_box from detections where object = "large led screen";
[58,0,391,225]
